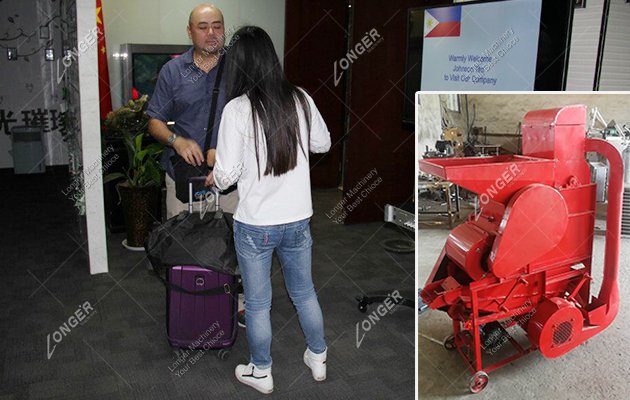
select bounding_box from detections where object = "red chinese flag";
[96,0,112,122]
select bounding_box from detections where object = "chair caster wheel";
[217,349,230,361]
[355,295,368,313]
[469,371,489,393]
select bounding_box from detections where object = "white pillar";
[77,0,108,274]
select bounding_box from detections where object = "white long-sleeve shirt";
[213,90,331,225]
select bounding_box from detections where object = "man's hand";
[205,171,215,187]
[206,148,216,167]
[173,137,204,166]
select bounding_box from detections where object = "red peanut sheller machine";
[419,105,624,393]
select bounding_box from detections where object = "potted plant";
[103,95,164,250]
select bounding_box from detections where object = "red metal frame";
[419,105,623,391]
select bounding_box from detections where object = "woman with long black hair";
[206,26,331,394]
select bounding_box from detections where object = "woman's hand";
[205,171,215,187]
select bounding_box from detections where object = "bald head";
[189,3,223,26]
[187,3,225,55]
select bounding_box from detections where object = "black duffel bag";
[145,211,240,278]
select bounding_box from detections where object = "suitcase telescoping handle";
[187,176,219,215]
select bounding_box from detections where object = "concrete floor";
[418,209,630,399]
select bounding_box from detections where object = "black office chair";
[355,203,415,313]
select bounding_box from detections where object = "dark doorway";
[285,0,426,223]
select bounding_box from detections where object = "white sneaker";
[303,347,327,381]
[234,363,273,394]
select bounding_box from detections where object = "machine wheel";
[217,348,230,361]
[469,371,489,394]
[443,334,456,351]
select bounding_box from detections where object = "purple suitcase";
[167,265,238,353]
[165,178,238,359]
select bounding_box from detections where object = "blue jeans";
[234,218,327,369]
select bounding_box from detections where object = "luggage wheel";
[173,348,186,358]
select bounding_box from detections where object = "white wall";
[465,93,630,134]
[101,0,286,108]
[598,0,630,90]
[565,0,630,91]
[77,0,108,275]
[416,94,442,156]
[0,0,69,169]
[565,0,605,90]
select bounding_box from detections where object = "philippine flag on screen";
[424,6,461,38]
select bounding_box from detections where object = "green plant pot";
[118,182,159,248]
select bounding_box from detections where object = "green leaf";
[102,172,126,184]
[123,136,135,164]
[106,119,164,187]
[134,132,144,152]
[136,149,148,163]
[144,143,164,156]
[144,160,164,186]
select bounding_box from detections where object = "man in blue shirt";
[147,3,237,218]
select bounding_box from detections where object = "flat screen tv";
[119,44,191,103]
[402,0,574,126]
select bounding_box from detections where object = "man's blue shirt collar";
[180,47,195,65]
